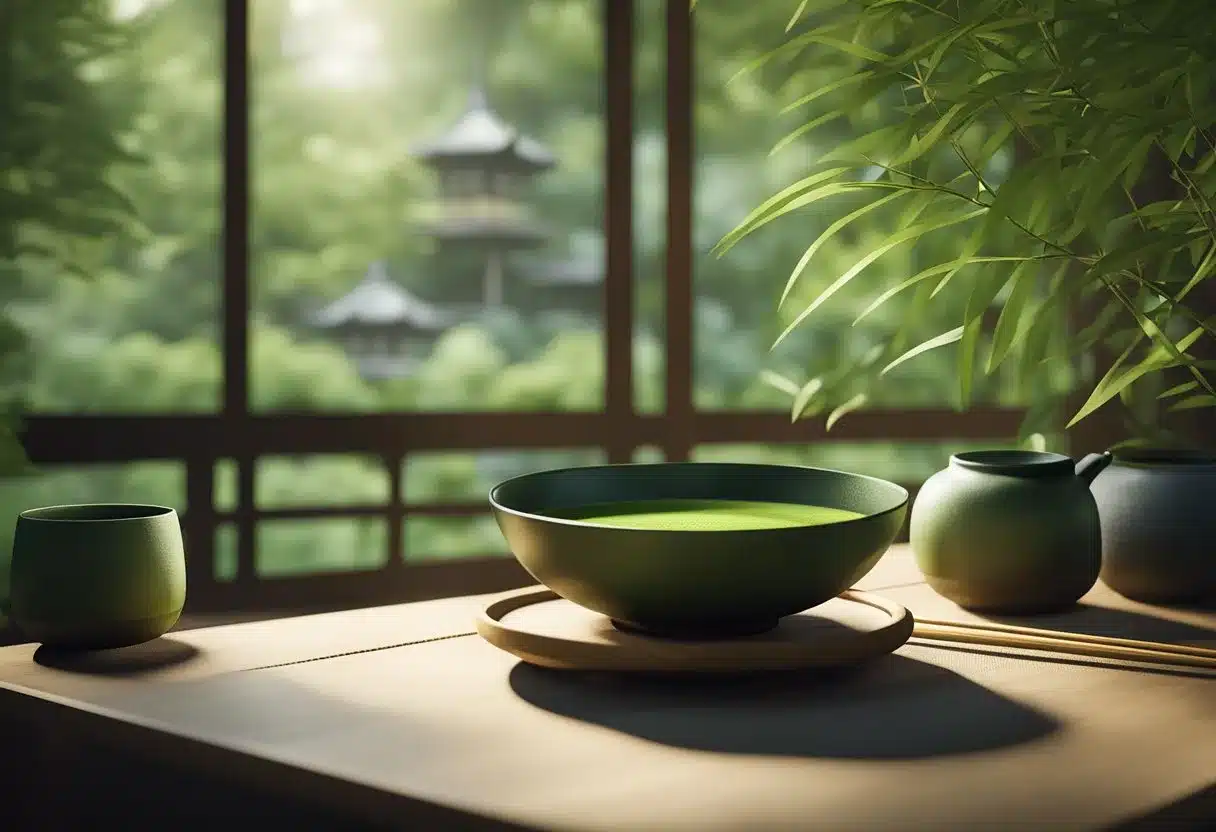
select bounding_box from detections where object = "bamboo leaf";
[1087,231,1199,282]
[971,121,1016,176]
[986,259,1037,374]
[958,263,1012,407]
[1067,338,1151,428]
[1073,299,1122,348]
[1067,325,1206,427]
[1131,199,1192,220]
[1159,380,1199,399]
[771,111,848,157]
[969,35,1021,66]
[923,22,983,79]
[1190,236,1207,267]
[798,35,890,63]
[1106,282,1216,398]
[1169,394,1216,411]
[759,370,800,397]
[826,394,867,431]
[897,189,941,226]
[958,317,984,409]
[714,168,851,255]
[779,190,908,307]
[1078,135,1157,225]
[1146,325,1206,365]
[985,156,1062,232]
[931,222,986,298]
[1017,299,1058,395]
[786,0,810,31]
[821,124,919,166]
[894,101,981,167]
[1194,149,1216,177]
[741,183,898,244]
[970,259,1015,316]
[792,377,825,421]
[882,326,966,376]
[782,72,874,115]
[729,24,888,85]
[1121,134,1156,191]
[774,208,985,348]
[1017,398,1062,444]
[853,255,1041,325]
[1175,240,1216,302]
[859,343,886,368]
[1164,125,1198,164]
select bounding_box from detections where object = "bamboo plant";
[715,0,1216,443]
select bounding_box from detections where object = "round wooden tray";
[476,587,913,673]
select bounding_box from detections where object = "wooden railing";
[18,407,1028,614]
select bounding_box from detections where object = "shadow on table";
[1107,782,1216,831]
[509,653,1060,760]
[33,637,201,676]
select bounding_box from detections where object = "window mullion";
[664,0,694,462]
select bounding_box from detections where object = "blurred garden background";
[1,0,1054,583]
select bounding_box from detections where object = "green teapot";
[910,450,1112,614]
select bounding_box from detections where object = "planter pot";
[1089,448,1216,605]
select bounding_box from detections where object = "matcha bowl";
[489,462,908,638]
[7,504,186,649]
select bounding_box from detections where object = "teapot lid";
[950,450,1074,477]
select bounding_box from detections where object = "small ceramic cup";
[6,504,186,649]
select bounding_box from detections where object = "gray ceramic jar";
[1088,449,1216,604]
[910,450,1112,613]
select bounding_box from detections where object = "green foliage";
[723,0,1216,439]
[0,0,141,471]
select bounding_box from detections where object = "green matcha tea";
[552,499,865,531]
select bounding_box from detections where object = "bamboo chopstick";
[917,617,1216,659]
[912,618,1216,671]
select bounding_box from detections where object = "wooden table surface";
[0,545,1213,831]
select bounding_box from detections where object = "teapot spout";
[1075,451,1113,486]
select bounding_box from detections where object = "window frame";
[16,0,1027,615]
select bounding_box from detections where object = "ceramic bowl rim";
[19,503,177,523]
[488,461,910,534]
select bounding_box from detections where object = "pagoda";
[309,261,452,380]
[412,87,555,307]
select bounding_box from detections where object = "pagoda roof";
[413,88,555,171]
[311,261,450,331]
